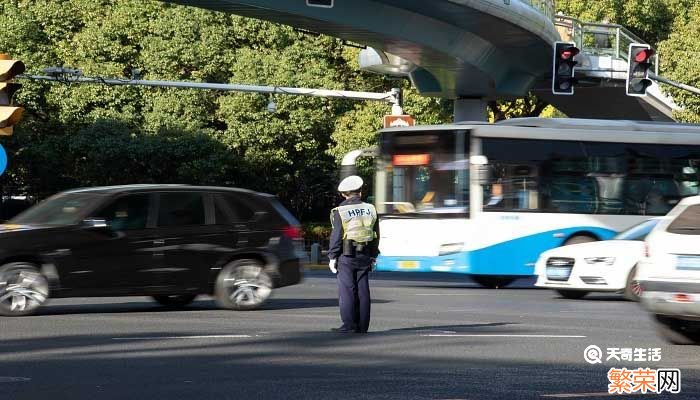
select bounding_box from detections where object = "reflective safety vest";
[331,202,377,243]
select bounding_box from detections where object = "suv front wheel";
[0,262,49,316]
[215,259,272,311]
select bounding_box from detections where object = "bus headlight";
[584,257,616,266]
[439,243,464,256]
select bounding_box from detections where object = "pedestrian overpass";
[167,0,676,121]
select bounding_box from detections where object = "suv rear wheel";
[0,262,49,316]
[215,259,272,311]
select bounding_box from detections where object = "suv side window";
[213,193,255,224]
[158,192,205,227]
[93,194,150,231]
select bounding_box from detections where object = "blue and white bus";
[356,118,700,288]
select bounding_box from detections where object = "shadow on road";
[385,322,519,334]
[34,297,393,316]
[261,298,392,311]
[551,294,631,303]
[2,330,697,400]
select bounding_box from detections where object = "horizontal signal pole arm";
[18,74,399,104]
[650,73,700,97]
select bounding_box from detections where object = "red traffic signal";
[627,44,654,97]
[634,48,655,63]
[552,41,579,95]
[559,47,580,61]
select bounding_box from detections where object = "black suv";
[0,185,304,316]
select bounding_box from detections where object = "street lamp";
[266,96,277,113]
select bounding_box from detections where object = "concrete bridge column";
[454,98,488,122]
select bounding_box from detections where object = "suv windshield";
[10,192,102,226]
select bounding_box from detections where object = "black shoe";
[331,326,356,333]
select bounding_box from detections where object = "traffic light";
[0,54,25,136]
[552,41,579,95]
[627,44,654,97]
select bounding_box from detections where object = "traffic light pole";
[650,73,700,97]
[19,72,403,114]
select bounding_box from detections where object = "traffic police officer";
[328,175,379,333]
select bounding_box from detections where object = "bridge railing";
[520,0,555,20]
[554,15,659,75]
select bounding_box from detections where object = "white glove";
[328,259,337,274]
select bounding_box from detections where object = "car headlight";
[439,242,464,256]
[584,257,616,266]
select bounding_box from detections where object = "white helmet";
[338,175,363,192]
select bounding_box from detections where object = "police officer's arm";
[328,209,343,260]
[370,216,380,258]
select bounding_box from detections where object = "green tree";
[0,0,450,220]
[657,2,700,122]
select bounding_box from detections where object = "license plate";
[546,266,572,281]
[676,255,700,270]
[398,260,420,269]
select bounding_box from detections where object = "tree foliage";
[0,0,448,220]
[3,0,700,220]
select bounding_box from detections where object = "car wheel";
[557,290,588,299]
[152,294,197,308]
[215,259,272,311]
[0,262,49,317]
[654,315,700,345]
[623,266,642,301]
[471,276,515,289]
[563,235,597,246]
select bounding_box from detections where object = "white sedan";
[638,195,700,344]
[534,219,660,300]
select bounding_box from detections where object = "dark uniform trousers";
[337,253,371,333]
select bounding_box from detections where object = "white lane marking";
[541,393,616,398]
[112,334,253,340]
[0,377,31,383]
[421,334,586,338]
[415,293,481,296]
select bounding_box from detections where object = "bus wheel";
[563,235,597,246]
[557,290,588,299]
[471,276,515,289]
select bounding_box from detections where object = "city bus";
[353,118,700,288]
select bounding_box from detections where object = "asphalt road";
[2,270,699,400]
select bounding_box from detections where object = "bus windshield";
[376,130,469,214]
